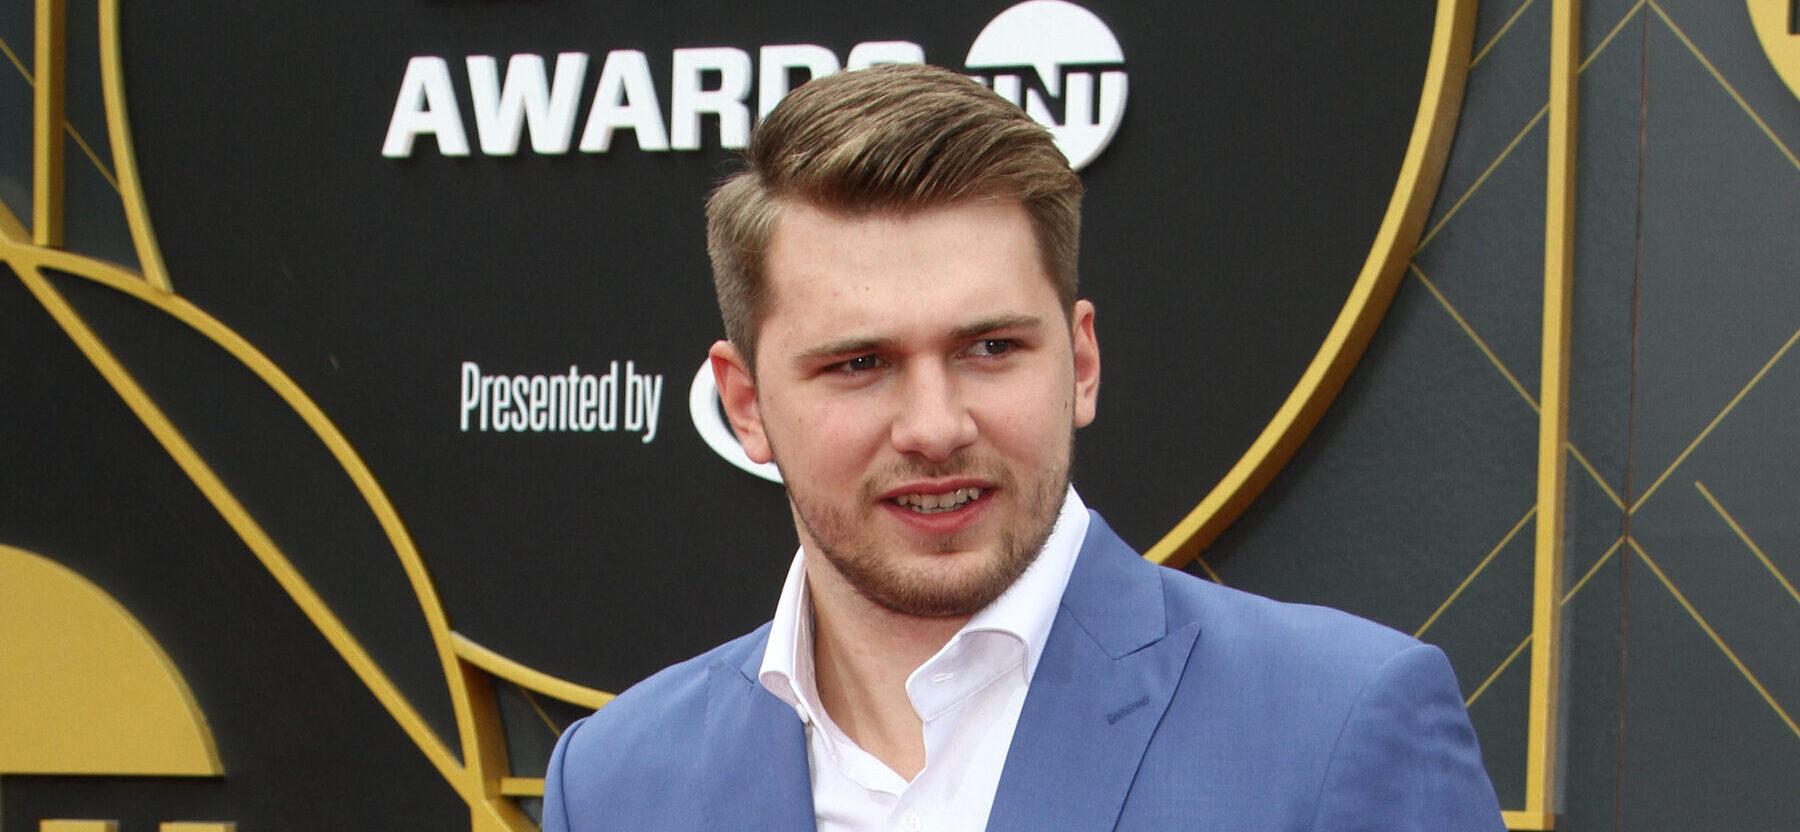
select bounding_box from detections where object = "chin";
[847,546,1030,619]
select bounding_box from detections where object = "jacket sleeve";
[1308,643,1507,832]
[540,715,589,832]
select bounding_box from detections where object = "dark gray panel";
[1619,547,1800,830]
[1654,0,1800,155]
[1553,462,1631,831]
[1629,351,1800,719]
[1632,19,1800,491]
[1568,3,1645,500]
[1424,0,1550,231]
[1205,274,1540,638]
[1412,120,1547,398]
[1419,512,1535,707]
[1582,0,1647,59]
[1466,629,1532,809]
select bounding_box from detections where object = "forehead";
[759,200,1057,342]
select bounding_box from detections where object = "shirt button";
[900,811,924,832]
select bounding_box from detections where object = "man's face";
[710,199,1099,619]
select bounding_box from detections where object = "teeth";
[894,487,984,514]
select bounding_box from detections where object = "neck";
[804,553,965,781]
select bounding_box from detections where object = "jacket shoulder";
[541,624,771,830]
[583,622,767,734]
[1079,512,1420,671]
[1087,530,1502,829]
[1159,566,1421,670]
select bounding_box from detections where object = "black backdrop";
[115,0,1428,693]
[2,1,1449,828]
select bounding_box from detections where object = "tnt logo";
[964,0,1128,171]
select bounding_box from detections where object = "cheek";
[772,397,887,475]
[971,379,1070,451]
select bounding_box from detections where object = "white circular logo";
[964,0,1128,170]
[688,361,784,483]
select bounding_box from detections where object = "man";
[544,64,1505,831]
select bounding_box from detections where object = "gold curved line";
[1144,0,1477,567]
[2,251,467,789]
[97,0,171,291]
[0,244,542,829]
[452,632,616,711]
[89,12,527,825]
[9,246,532,829]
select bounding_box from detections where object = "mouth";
[890,486,985,514]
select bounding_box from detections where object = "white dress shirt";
[759,489,1090,832]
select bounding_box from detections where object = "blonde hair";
[705,63,1083,368]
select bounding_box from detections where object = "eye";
[837,354,884,374]
[966,339,1016,358]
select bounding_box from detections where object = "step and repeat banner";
[1,1,1477,829]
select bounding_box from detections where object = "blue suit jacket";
[543,513,1506,830]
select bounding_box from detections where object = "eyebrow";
[951,313,1043,340]
[796,337,890,366]
[793,314,1046,367]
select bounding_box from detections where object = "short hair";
[705,63,1084,369]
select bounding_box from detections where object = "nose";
[889,362,977,463]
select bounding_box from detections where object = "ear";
[710,340,773,463]
[1070,300,1100,428]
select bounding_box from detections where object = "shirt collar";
[758,487,1089,721]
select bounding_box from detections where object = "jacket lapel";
[984,514,1203,832]
[701,636,817,832]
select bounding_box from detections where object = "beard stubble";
[788,447,1071,619]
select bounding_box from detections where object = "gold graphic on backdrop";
[0,545,221,776]
[1,2,606,827]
